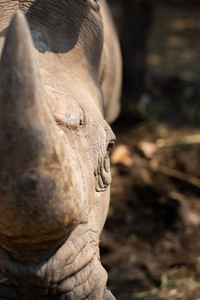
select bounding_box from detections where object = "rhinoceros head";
[0,1,121,299]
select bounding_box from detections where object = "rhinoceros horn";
[0,11,85,254]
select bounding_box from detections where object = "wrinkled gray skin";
[0,0,121,299]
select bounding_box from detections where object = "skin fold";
[0,0,122,299]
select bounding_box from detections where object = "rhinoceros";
[0,0,121,299]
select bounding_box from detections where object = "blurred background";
[100,1,200,299]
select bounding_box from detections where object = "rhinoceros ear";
[0,11,85,256]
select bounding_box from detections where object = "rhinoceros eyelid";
[107,140,115,151]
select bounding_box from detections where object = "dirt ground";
[101,1,200,299]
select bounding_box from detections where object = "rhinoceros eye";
[107,140,115,153]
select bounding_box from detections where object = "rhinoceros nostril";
[17,177,37,196]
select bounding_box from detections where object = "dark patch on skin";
[16,175,46,200]
[24,0,102,55]
[13,174,57,223]
[0,27,7,37]
[17,177,38,198]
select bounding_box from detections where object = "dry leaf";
[111,144,133,167]
[138,141,158,159]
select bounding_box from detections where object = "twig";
[156,134,200,148]
[0,277,8,284]
[133,288,159,299]
[145,160,200,188]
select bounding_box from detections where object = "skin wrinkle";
[55,228,99,283]
[56,256,94,294]
[27,3,78,28]
[73,262,93,290]
[65,262,105,300]
[56,241,90,283]
[46,259,103,299]
[64,237,98,295]
[87,261,107,300]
